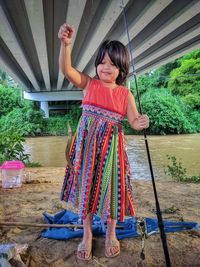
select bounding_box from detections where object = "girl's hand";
[58,23,75,45]
[137,114,149,130]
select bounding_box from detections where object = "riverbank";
[0,167,200,266]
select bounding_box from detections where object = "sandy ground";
[0,167,200,267]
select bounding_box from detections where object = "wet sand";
[0,167,200,267]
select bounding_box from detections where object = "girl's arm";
[58,23,90,90]
[127,91,149,130]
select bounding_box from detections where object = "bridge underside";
[0,0,200,116]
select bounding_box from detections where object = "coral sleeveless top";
[82,79,129,117]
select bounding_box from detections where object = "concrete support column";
[40,101,49,118]
[127,79,131,90]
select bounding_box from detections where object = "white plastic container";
[1,160,25,188]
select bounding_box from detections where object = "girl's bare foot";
[77,214,93,261]
[105,238,120,257]
[105,219,120,257]
[77,235,92,260]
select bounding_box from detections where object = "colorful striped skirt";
[61,104,135,222]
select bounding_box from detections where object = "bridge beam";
[23,90,83,101]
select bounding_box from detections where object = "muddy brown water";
[25,134,200,180]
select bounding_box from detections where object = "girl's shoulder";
[115,84,130,96]
[83,78,99,91]
[118,84,129,91]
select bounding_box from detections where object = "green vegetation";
[0,106,47,136]
[0,48,200,138]
[0,130,30,165]
[25,161,42,167]
[140,89,199,134]
[164,155,200,183]
[129,48,200,135]
[168,49,200,109]
[0,130,42,166]
[0,83,47,136]
[0,84,21,116]
[46,105,81,135]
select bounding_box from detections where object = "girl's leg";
[77,213,93,260]
[105,219,120,257]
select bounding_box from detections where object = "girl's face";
[97,53,119,84]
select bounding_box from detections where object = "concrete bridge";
[0,0,200,117]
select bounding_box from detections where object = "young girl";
[58,23,149,261]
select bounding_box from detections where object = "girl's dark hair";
[95,40,130,85]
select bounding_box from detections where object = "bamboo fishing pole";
[0,221,124,229]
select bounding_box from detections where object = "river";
[25,134,200,180]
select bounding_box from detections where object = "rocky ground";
[0,167,200,267]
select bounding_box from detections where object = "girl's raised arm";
[58,23,90,90]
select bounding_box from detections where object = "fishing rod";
[0,221,124,229]
[121,1,171,266]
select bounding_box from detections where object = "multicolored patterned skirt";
[61,104,135,222]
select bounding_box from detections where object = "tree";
[168,48,200,109]
[131,60,179,95]
[0,85,21,116]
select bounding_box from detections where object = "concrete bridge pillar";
[40,101,49,118]
[127,79,131,90]
[24,90,83,118]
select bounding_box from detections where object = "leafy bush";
[182,93,200,109]
[46,116,69,135]
[164,155,200,183]
[0,107,47,136]
[0,131,30,164]
[0,85,21,116]
[187,110,200,132]
[46,104,82,135]
[140,88,196,134]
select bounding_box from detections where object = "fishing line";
[121,1,171,266]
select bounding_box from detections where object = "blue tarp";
[41,210,199,240]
